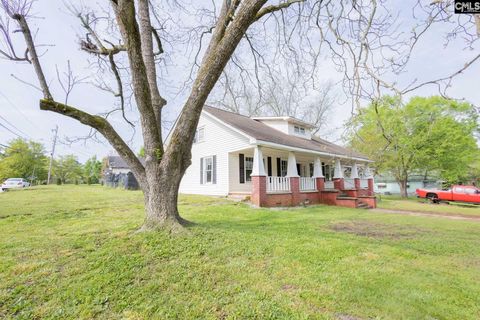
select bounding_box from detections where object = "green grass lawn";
[1,186,480,319]
[377,195,480,217]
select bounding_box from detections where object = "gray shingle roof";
[107,156,145,169]
[203,106,369,161]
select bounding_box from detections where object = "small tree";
[52,155,84,185]
[0,138,47,183]
[349,96,479,197]
[84,156,102,184]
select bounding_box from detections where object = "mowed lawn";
[377,195,480,217]
[1,186,480,319]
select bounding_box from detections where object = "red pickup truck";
[416,185,480,204]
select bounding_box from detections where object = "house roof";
[107,156,145,169]
[203,106,370,161]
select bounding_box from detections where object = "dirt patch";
[372,208,480,221]
[329,221,427,239]
[281,284,299,291]
[336,314,363,320]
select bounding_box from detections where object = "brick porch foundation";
[251,176,376,209]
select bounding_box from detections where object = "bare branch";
[254,0,304,22]
[39,99,146,186]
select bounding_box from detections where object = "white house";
[168,106,376,208]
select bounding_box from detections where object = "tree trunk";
[399,179,408,198]
[139,156,191,232]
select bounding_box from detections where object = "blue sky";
[0,0,478,162]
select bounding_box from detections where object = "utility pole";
[47,125,58,185]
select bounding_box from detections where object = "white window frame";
[245,156,254,182]
[202,156,213,184]
[280,159,288,177]
[294,125,306,135]
[194,126,205,143]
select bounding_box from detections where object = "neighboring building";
[374,173,441,195]
[166,106,377,208]
[105,156,135,175]
[103,156,144,190]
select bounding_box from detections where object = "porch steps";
[356,200,373,209]
[336,196,373,209]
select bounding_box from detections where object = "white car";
[1,178,30,191]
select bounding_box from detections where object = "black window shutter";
[200,158,203,184]
[276,158,281,176]
[212,155,217,184]
[267,157,272,176]
[239,154,245,184]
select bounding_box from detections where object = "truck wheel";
[426,193,439,204]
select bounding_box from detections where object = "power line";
[0,114,31,139]
[0,88,45,134]
[0,120,27,139]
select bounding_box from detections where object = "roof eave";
[252,139,373,163]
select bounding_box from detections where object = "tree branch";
[254,0,304,22]
[39,99,146,186]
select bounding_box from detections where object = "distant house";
[103,156,144,190]
[105,156,134,175]
[374,173,441,195]
[166,106,377,208]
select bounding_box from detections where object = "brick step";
[356,201,372,209]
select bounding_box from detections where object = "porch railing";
[267,176,291,193]
[324,180,334,189]
[300,177,317,191]
[360,179,369,189]
[344,178,355,189]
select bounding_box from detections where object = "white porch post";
[364,165,374,178]
[286,152,299,177]
[333,159,344,179]
[313,157,324,178]
[251,146,266,176]
[351,163,359,179]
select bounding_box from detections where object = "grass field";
[377,195,480,217]
[1,185,480,319]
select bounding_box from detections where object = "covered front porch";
[229,145,376,208]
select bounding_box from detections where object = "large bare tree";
[0,0,310,232]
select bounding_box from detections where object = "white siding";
[177,112,250,196]
[255,119,289,134]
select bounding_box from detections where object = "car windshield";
[6,178,22,182]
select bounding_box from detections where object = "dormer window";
[194,127,205,143]
[294,125,305,135]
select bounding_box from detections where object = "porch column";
[352,163,361,190]
[251,146,267,207]
[365,165,374,195]
[333,159,345,190]
[313,157,325,191]
[287,152,300,206]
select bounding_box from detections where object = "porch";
[229,145,376,209]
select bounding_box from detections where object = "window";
[245,157,253,181]
[309,163,314,177]
[322,163,334,180]
[194,127,205,143]
[465,188,477,195]
[200,156,216,184]
[281,160,288,177]
[294,125,306,135]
